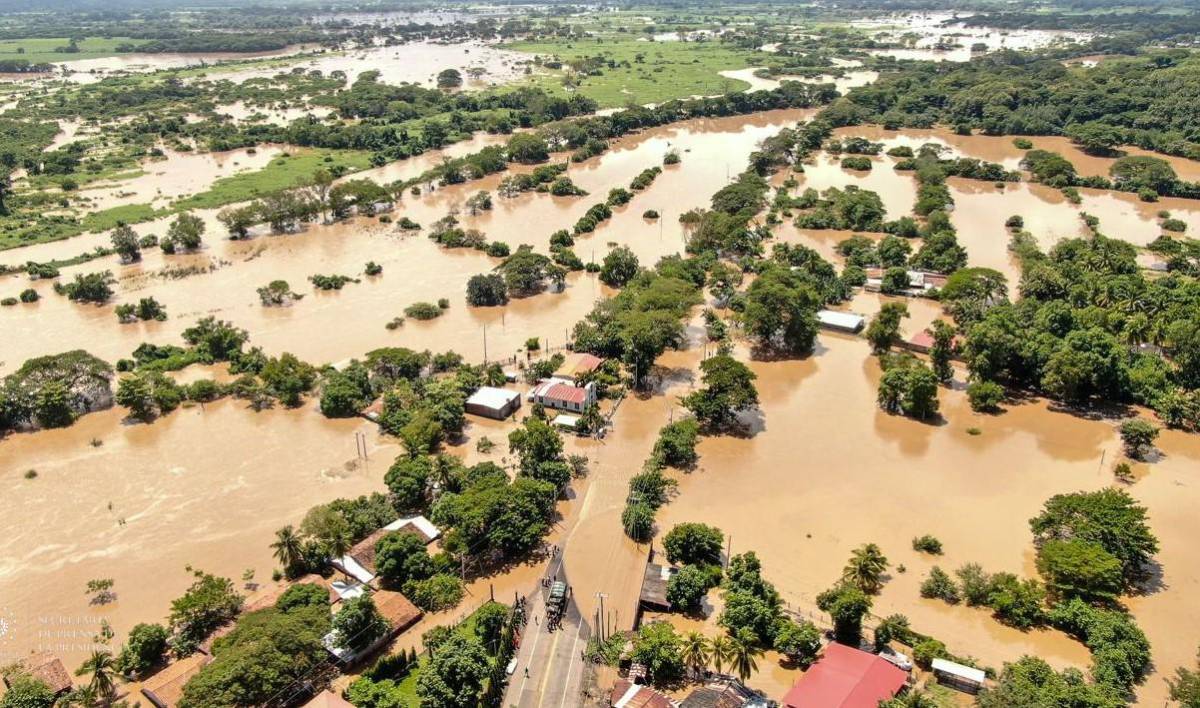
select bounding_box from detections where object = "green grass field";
[506,38,757,107]
[0,37,149,64]
[174,148,374,211]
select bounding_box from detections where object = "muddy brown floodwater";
[4,112,1200,705]
[218,41,532,88]
[1,109,813,374]
[0,110,809,667]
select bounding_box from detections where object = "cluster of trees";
[720,552,823,666]
[951,231,1200,426]
[823,49,1200,162]
[663,522,725,612]
[572,267,701,388]
[1022,148,1199,201]
[793,185,887,232]
[179,581,330,707]
[0,349,114,432]
[924,487,1155,699]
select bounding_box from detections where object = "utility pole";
[483,324,488,363]
[595,592,608,642]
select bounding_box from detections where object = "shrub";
[912,535,943,555]
[662,522,723,566]
[1013,138,1033,150]
[404,302,442,320]
[1119,417,1159,459]
[466,274,508,306]
[652,418,700,469]
[1161,218,1187,233]
[920,566,960,603]
[913,638,949,669]
[967,380,1005,412]
[622,502,655,542]
[841,156,873,171]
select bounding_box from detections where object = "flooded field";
[0,399,389,667]
[0,110,808,667]
[1,110,810,374]
[720,67,880,96]
[5,96,1200,704]
[855,12,1091,62]
[45,46,318,85]
[75,145,289,212]
[219,40,532,88]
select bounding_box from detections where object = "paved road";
[505,564,591,708]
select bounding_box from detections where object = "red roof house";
[781,643,907,708]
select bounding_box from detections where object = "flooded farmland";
[4,86,1200,707]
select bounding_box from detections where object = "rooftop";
[781,643,907,708]
[12,653,72,695]
[383,514,441,543]
[465,386,521,410]
[543,381,588,405]
[610,679,675,708]
[302,690,355,708]
[371,588,423,632]
[816,310,865,333]
[140,653,211,708]
[555,353,604,378]
[639,562,675,611]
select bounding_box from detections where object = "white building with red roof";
[528,378,597,413]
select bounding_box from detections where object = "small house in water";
[609,679,674,708]
[780,643,907,707]
[817,310,866,334]
[4,653,73,698]
[302,690,356,708]
[528,378,597,413]
[465,386,522,420]
[931,658,986,694]
[323,588,422,664]
[555,353,605,380]
[140,654,211,708]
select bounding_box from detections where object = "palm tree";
[709,634,733,676]
[271,525,304,575]
[430,454,459,495]
[60,686,99,708]
[680,631,710,679]
[327,527,352,562]
[842,543,890,594]
[881,689,938,708]
[75,650,118,705]
[728,631,763,682]
[483,364,507,387]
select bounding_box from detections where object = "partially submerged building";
[816,310,866,334]
[465,386,522,420]
[609,679,675,708]
[331,515,442,586]
[4,653,73,698]
[528,378,597,413]
[555,353,605,380]
[323,588,422,664]
[140,654,211,708]
[780,643,908,708]
[931,658,986,694]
